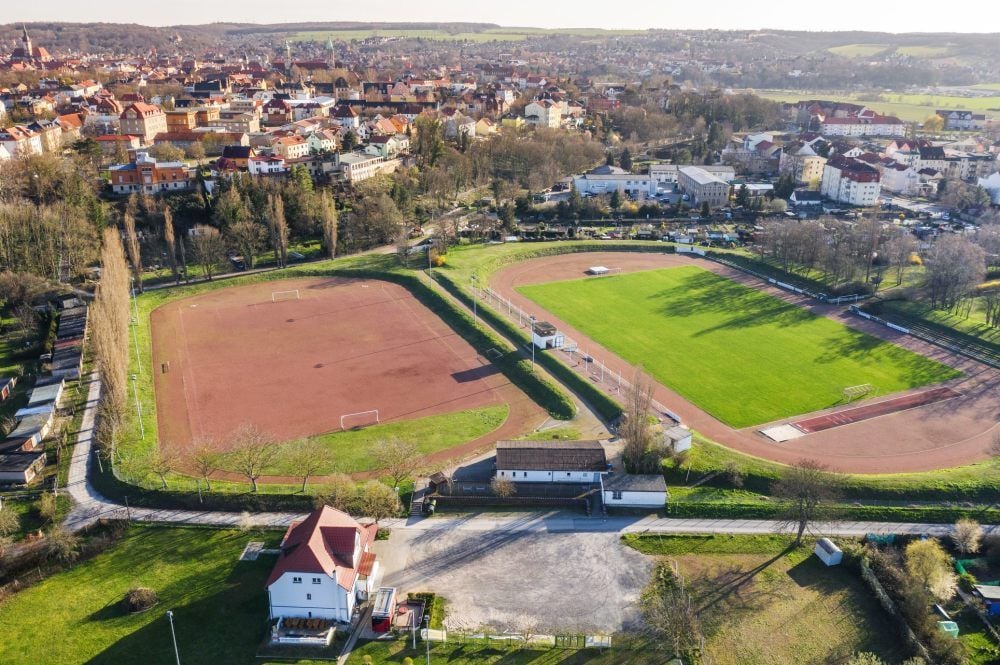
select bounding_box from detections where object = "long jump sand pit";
[151,277,513,452]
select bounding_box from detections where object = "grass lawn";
[755,89,1000,123]
[517,266,960,427]
[623,534,905,665]
[266,405,508,475]
[0,525,279,665]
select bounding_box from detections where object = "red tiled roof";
[265,506,377,590]
[358,551,377,576]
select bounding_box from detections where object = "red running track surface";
[794,387,962,434]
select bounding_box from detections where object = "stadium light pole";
[131,373,144,439]
[166,610,181,665]
[529,315,536,371]
[470,274,477,325]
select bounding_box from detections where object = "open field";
[755,89,1000,123]
[623,535,905,665]
[0,526,277,665]
[517,266,959,427]
[896,45,951,57]
[828,44,889,58]
[151,276,511,456]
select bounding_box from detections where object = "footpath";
[63,375,997,538]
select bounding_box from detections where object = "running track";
[794,387,962,433]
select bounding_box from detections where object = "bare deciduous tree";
[640,560,703,658]
[922,235,986,311]
[282,439,331,493]
[621,368,656,472]
[227,425,279,492]
[773,459,843,545]
[227,220,266,269]
[265,193,289,268]
[314,473,358,512]
[359,480,402,524]
[319,191,338,260]
[162,205,179,284]
[37,491,58,524]
[188,441,222,491]
[491,475,516,498]
[0,507,19,538]
[188,226,226,280]
[147,446,180,490]
[952,518,983,555]
[373,438,421,489]
[122,210,143,293]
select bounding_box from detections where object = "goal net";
[484,348,505,362]
[340,409,380,431]
[841,384,874,403]
[271,290,300,302]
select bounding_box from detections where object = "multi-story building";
[524,100,562,129]
[109,152,193,195]
[271,135,309,160]
[935,110,987,131]
[119,102,167,143]
[165,109,198,132]
[778,142,827,185]
[820,155,881,206]
[0,125,43,158]
[649,163,735,186]
[678,166,731,207]
[338,152,396,183]
[820,116,906,138]
[573,165,657,197]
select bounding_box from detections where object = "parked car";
[229,256,247,271]
[287,251,305,262]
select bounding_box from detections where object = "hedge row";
[666,501,1000,524]
[434,271,623,422]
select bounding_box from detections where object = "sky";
[6,0,1000,33]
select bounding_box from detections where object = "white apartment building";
[821,155,881,206]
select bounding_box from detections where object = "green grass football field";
[517,267,961,427]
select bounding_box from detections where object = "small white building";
[601,473,667,508]
[266,506,380,623]
[495,440,608,483]
[662,425,693,454]
[531,321,564,350]
[814,538,843,566]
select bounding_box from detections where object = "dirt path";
[490,251,999,474]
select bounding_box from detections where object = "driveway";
[377,526,653,633]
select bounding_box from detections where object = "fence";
[419,627,614,650]
[471,282,682,425]
[706,254,870,305]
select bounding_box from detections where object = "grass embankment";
[667,435,1000,502]
[623,533,906,665]
[0,525,279,665]
[872,299,1000,348]
[518,266,960,427]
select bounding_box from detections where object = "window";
[612,491,623,500]
[306,593,312,600]
[566,472,572,477]
[312,577,321,584]
[292,577,302,584]
[523,472,527,478]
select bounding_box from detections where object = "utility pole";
[166,610,181,665]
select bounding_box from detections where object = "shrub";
[122,586,158,613]
[951,518,982,555]
[958,571,978,593]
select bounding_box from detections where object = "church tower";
[21,25,32,57]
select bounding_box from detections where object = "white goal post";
[271,289,300,302]
[340,409,380,431]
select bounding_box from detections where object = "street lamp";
[166,610,181,665]
[424,614,430,665]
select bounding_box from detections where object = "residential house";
[306,129,339,154]
[55,113,84,145]
[820,155,881,206]
[935,110,987,131]
[119,102,168,143]
[271,134,309,160]
[109,152,193,195]
[573,164,657,197]
[495,440,608,483]
[879,162,922,196]
[524,100,561,129]
[0,124,42,157]
[779,141,827,186]
[266,506,379,623]
[475,117,497,136]
[249,154,288,176]
[26,119,62,153]
[332,105,360,131]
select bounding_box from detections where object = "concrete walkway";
[64,375,997,538]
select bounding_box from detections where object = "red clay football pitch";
[150,277,513,453]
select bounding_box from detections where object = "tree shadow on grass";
[85,560,270,665]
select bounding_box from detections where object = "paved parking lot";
[377,526,653,633]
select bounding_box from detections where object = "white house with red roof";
[266,506,379,623]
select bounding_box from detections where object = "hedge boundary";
[667,501,1000,524]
